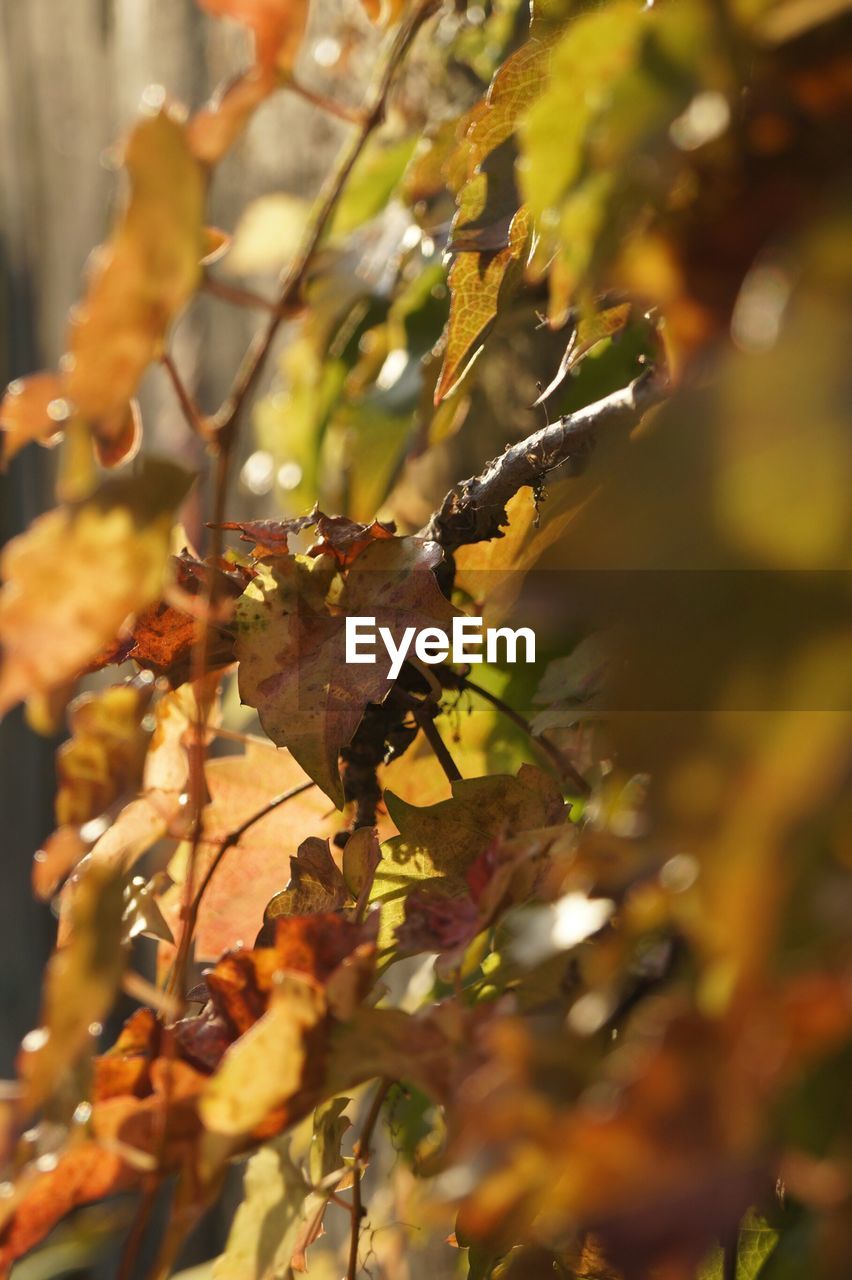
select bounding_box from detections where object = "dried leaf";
[263,837,348,921]
[235,537,455,805]
[0,459,192,717]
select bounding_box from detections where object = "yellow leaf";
[64,108,205,423]
[435,207,531,404]
[0,460,192,717]
[200,975,325,1136]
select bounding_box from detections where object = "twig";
[161,352,209,439]
[347,1078,393,1280]
[202,276,288,314]
[447,670,590,796]
[414,704,462,784]
[421,366,669,554]
[285,77,367,124]
[212,0,439,444]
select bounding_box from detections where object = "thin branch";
[415,704,462,784]
[447,670,590,796]
[421,366,669,554]
[284,77,367,124]
[212,0,440,444]
[202,276,287,314]
[161,352,209,439]
[347,1078,393,1280]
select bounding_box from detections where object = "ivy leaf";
[0,459,192,718]
[234,536,455,805]
[161,743,335,959]
[263,837,349,923]
[213,1132,312,1280]
[372,765,566,945]
[699,1212,779,1280]
[434,207,531,404]
[328,136,418,241]
[66,107,205,426]
[188,66,279,165]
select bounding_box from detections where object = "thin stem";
[285,77,367,124]
[415,705,462,784]
[161,352,208,439]
[212,0,438,442]
[449,670,591,796]
[347,1078,393,1280]
[203,276,286,314]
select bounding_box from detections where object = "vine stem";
[347,1078,393,1280]
[212,0,440,443]
[168,779,316,999]
[444,669,591,796]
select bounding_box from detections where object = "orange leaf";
[188,66,278,165]
[0,1143,135,1275]
[198,0,309,72]
[0,373,67,463]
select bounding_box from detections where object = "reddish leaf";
[197,0,310,73]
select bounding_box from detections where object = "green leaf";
[329,136,418,241]
[699,1213,779,1280]
[213,1133,312,1280]
[372,764,566,946]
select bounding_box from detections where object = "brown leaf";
[92,1008,159,1102]
[262,837,348,924]
[235,536,456,804]
[0,459,192,717]
[199,973,326,1137]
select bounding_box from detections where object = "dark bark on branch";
[421,366,668,554]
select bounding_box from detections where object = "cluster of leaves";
[2,0,852,1277]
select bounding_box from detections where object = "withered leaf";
[235,536,456,805]
[263,836,348,923]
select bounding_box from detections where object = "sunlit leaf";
[0,459,192,717]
